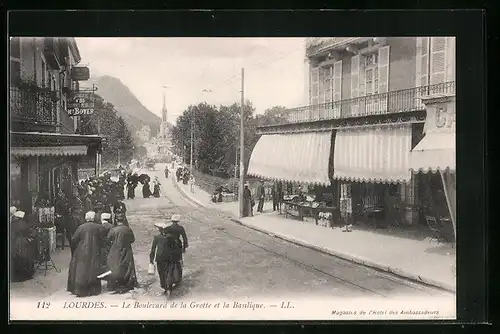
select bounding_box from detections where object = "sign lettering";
[68,91,95,116]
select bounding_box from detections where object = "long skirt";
[127,186,135,199]
[156,260,182,290]
[11,256,35,282]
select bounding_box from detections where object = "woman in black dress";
[152,178,161,198]
[10,211,36,282]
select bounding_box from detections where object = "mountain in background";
[84,75,173,144]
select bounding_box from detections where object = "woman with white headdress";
[67,211,106,297]
[10,210,36,282]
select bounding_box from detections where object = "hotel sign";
[67,92,95,116]
[71,67,90,81]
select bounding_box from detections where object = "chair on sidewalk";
[425,215,453,244]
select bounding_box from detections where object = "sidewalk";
[10,247,72,299]
[173,176,456,292]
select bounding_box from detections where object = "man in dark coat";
[106,217,138,293]
[67,211,106,297]
[256,180,266,213]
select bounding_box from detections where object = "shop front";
[247,130,339,226]
[10,132,102,261]
[332,123,414,228]
[409,94,455,242]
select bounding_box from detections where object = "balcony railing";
[284,81,455,125]
[10,86,58,125]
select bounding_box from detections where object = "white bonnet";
[85,211,96,221]
[14,211,25,218]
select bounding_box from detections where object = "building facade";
[10,37,102,214]
[136,124,151,143]
[248,37,455,232]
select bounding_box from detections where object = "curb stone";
[173,177,456,293]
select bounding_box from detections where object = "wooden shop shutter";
[350,55,360,99]
[311,66,320,105]
[445,37,456,83]
[378,45,390,93]
[430,37,447,85]
[333,60,342,101]
[416,37,430,87]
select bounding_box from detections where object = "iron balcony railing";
[10,86,58,125]
[284,81,455,125]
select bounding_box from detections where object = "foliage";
[76,93,137,166]
[171,102,288,178]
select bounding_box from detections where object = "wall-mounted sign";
[67,91,95,116]
[422,98,456,134]
[71,67,90,81]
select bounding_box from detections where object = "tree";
[76,94,135,168]
[171,101,287,178]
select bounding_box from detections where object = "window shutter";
[333,60,342,101]
[430,37,447,85]
[358,56,365,97]
[311,66,319,105]
[350,55,359,99]
[378,45,390,93]
[445,37,455,83]
[416,37,430,87]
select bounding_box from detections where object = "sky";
[76,38,307,125]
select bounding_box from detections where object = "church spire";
[161,91,167,122]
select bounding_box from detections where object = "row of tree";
[76,94,147,167]
[171,101,288,178]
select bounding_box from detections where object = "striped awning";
[10,145,88,157]
[248,131,332,186]
[409,131,455,173]
[333,124,412,184]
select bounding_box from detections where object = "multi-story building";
[248,37,456,232]
[10,37,102,214]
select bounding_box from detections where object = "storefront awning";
[248,131,332,186]
[333,124,412,184]
[409,131,455,173]
[10,145,88,157]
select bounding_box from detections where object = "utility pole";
[239,68,245,218]
[190,112,194,172]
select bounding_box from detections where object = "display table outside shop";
[37,207,57,252]
[281,200,339,228]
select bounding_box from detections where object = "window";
[10,37,21,86]
[41,60,47,88]
[323,66,333,103]
[365,60,379,96]
[10,59,21,86]
[10,37,21,59]
[365,53,378,67]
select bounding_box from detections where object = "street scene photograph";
[9,36,456,321]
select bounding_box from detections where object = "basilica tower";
[159,92,168,139]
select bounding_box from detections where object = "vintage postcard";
[9,36,456,321]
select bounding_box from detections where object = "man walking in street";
[256,180,265,213]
